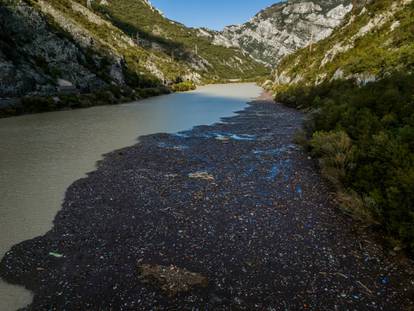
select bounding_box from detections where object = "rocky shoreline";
[1,93,413,310]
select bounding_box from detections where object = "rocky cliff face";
[0,1,108,97]
[207,0,353,65]
[272,0,414,87]
[0,0,268,99]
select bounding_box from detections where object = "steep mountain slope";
[271,0,414,252]
[206,0,352,65]
[94,0,268,81]
[273,0,414,86]
[0,0,268,100]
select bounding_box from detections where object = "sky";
[150,0,281,30]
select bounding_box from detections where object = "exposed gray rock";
[0,0,107,97]
[209,0,352,65]
[331,68,345,80]
[110,58,126,85]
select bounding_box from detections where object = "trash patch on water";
[49,252,64,258]
[244,164,256,177]
[267,165,280,180]
[215,134,230,141]
[158,142,189,151]
[229,134,256,141]
[197,132,256,141]
[266,160,292,181]
[138,264,208,297]
[188,171,215,181]
[295,184,303,198]
[174,132,191,138]
[253,144,298,157]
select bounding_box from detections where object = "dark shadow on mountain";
[93,5,194,63]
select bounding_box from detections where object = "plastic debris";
[188,171,215,181]
[380,276,390,285]
[1,92,413,310]
[138,264,208,297]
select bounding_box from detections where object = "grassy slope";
[274,0,414,85]
[0,0,268,116]
[272,0,414,252]
[29,0,268,84]
[33,0,187,84]
[87,0,269,81]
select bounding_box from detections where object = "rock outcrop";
[0,1,107,97]
[208,0,352,65]
[0,0,268,99]
[272,0,413,87]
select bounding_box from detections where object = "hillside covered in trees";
[270,0,414,252]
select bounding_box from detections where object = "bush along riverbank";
[274,72,414,254]
[171,81,197,92]
[0,78,269,118]
[0,85,175,118]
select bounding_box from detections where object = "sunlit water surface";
[0,83,261,310]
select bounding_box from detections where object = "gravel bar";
[1,93,413,310]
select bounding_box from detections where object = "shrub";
[21,96,56,113]
[171,81,196,92]
[275,72,414,253]
[137,87,170,98]
[310,130,353,187]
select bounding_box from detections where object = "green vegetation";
[275,0,414,86]
[275,74,414,253]
[89,0,269,81]
[171,81,196,92]
[272,0,414,253]
[1,0,269,117]
[0,86,170,118]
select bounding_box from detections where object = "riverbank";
[0,83,259,311]
[0,86,172,119]
[0,79,264,119]
[1,92,413,309]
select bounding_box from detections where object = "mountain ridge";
[205,0,353,65]
[0,0,268,102]
[272,0,413,87]
[270,0,414,252]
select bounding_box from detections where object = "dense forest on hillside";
[275,74,414,251]
[272,0,414,252]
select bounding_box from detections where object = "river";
[0,83,261,311]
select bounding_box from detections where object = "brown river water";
[0,83,261,310]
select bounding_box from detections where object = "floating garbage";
[138,264,208,297]
[3,94,412,310]
[253,144,298,157]
[215,134,230,141]
[48,252,63,258]
[157,142,189,150]
[380,276,390,285]
[295,185,303,197]
[244,164,256,177]
[200,131,256,141]
[188,171,215,181]
[229,134,256,141]
[174,132,190,138]
[267,165,280,180]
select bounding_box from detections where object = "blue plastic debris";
[267,165,280,180]
[295,185,303,197]
[380,276,390,285]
